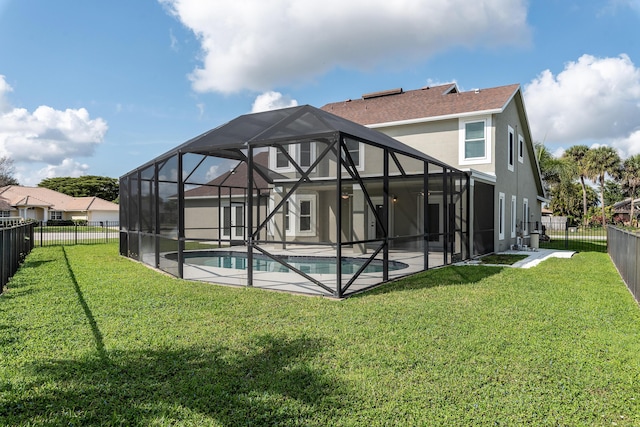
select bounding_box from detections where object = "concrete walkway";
[457,248,576,269]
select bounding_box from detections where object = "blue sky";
[1,0,639,186]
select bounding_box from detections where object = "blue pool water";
[172,251,408,275]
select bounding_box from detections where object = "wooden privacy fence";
[607,226,640,304]
[1,222,35,294]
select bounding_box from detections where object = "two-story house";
[322,83,546,254]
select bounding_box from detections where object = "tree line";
[535,144,640,227]
[0,156,119,202]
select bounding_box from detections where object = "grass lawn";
[479,254,529,265]
[1,244,639,426]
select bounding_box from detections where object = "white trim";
[368,108,503,129]
[507,125,515,172]
[294,194,317,236]
[498,192,505,241]
[465,169,497,184]
[459,115,492,166]
[523,198,529,236]
[518,134,524,164]
[510,195,517,238]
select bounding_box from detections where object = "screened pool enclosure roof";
[120,105,470,297]
[138,105,448,168]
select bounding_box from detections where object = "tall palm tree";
[562,145,590,224]
[621,154,640,226]
[585,146,621,226]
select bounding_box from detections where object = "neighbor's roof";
[321,83,521,125]
[0,186,118,211]
[184,152,271,197]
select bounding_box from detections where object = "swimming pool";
[169,250,409,275]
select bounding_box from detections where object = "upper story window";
[518,134,524,163]
[343,138,364,170]
[275,145,291,169]
[459,116,491,166]
[508,126,515,172]
[271,142,316,171]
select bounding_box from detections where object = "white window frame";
[298,141,316,169]
[459,116,492,166]
[270,142,317,172]
[0,210,10,218]
[511,195,517,238]
[507,126,515,172]
[283,201,291,233]
[49,211,63,220]
[523,198,529,236]
[498,192,505,240]
[343,138,364,171]
[292,194,317,237]
[518,134,524,163]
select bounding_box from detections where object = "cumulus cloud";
[524,54,640,157]
[0,75,108,165]
[160,0,530,94]
[251,91,298,113]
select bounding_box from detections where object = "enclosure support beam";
[247,147,254,287]
[336,137,343,299]
[383,149,389,282]
[177,152,185,279]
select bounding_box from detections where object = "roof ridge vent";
[362,88,403,99]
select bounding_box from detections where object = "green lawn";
[1,244,639,426]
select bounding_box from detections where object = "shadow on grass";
[62,246,107,362]
[4,335,341,426]
[362,264,504,297]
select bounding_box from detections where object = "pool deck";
[151,246,577,298]
[176,244,446,298]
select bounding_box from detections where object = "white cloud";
[0,74,13,113]
[160,0,530,94]
[524,54,640,157]
[0,74,108,185]
[14,159,90,187]
[251,91,298,113]
[0,76,108,165]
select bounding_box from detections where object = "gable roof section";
[0,186,118,212]
[321,83,520,125]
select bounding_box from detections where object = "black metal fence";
[1,222,35,293]
[32,221,120,247]
[607,226,639,304]
[539,223,608,253]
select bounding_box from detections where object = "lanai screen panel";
[120,105,470,297]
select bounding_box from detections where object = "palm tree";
[534,142,565,193]
[562,145,591,224]
[585,146,621,226]
[620,154,640,226]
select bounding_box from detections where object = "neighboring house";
[0,185,119,224]
[613,198,640,225]
[182,151,271,240]
[322,83,546,254]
